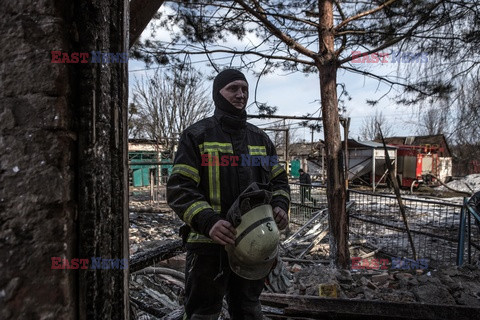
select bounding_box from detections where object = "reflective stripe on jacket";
[167,110,290,252]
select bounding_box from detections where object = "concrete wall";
[0,1,129,319]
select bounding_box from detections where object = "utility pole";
[343,118,351,190]
[311,127,314,153]
[283,119,288,175]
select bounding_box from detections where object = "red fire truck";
[395,144,444,188]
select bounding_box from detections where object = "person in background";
[299,168,315,206]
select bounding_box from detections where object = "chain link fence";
[348,190,479,267]
[288,183,328,234]
[287,183,479,267]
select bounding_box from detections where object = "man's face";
[219,80,249,109]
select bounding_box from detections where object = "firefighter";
[167,69,290,320]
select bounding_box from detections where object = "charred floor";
[128,178,480,320]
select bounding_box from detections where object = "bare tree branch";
[335,0,400,31]
[138,48,316,66]
[131,66,213,150]
[234,0,319,61]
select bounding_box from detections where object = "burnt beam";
[130,239,184,272]
[130,0,165,47]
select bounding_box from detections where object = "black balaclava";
[213,69,248,116]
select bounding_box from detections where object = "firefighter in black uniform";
[167,69,290,320]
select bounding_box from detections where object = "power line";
[348,111,419,119]
[128,47,276,73]
[129,54,236,73]
[255,119,285,127]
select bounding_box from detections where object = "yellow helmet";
[225,204,280,280]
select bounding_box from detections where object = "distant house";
[346,140,397,191]
[287,141,326,180]
[128,139,172,187]
[295,135,453,189]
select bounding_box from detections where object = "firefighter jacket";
[167,108,290,253]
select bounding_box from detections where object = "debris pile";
[129,189,186,319]
[130,267,185,320]
[129,203,182,256]
[128,187,480,319]
[282,208,329,259]
[284,262,480,306]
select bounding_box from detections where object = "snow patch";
[436,174,480,193]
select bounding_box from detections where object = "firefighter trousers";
[184,250,264,320]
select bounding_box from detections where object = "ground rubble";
[285,261,480,306]
[129,197,480,319]
[130,250,185,317]
[129,201,182,256]
[129,195,186,320]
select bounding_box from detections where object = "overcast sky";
[129,7,426,143]
[129,57,425,143]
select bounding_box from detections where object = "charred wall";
[0,1,129,319]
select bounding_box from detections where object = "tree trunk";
[317,0,349,268]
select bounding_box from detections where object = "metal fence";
[348,190,480,267]
[129,175,168,203]
[288,183,328,234]
[459,199,480,265]
[287,183,480,267]
[130,173,479,267]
